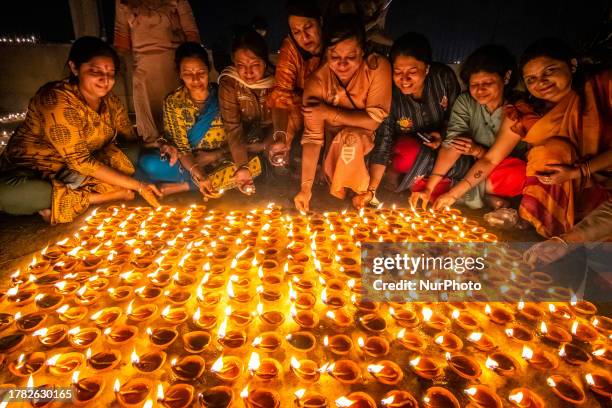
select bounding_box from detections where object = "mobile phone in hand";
[416,132,433,143]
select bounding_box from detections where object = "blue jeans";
[136,149,197,190]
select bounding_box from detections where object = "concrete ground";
[0,176,541,279]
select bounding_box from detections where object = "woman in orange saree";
[434,38,611,238]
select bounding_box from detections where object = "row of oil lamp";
[0,204,611,407]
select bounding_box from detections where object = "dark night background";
[1,0,609,63]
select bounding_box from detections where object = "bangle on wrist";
[273,130,287,142]
[550,235,568,247]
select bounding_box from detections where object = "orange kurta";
[1,80,135,224]
[268,37,322,143]
[505,70,612,237]
[302,54,391,199]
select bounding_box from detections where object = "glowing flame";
[540,321,548,334]
[240,386,249,399]
[571,320,579,335]
[248,352,260,372]
[505,328,514,338]
[367,364,384,374]
[46,354,60,366]
[335,396,354,407]
[485,357,499,369]
[464,387,478,396]
[468,332,483,342]
[90,309,103,321]
[397,328,406,339]
[157,384,164,402]
[218,318,228,338]
[485,304,492,315]
[508,391,524,404]
[381,395,395,405]
[295,389,306,399]
[131,349,139,364]
[72,370,80,385]
[193,307,201,322]
[33,328,48,337]
[585,373,595,386]
[409,356,421,366]
[546,377,556,388]
[211,356,224,373]
[56,304,69,314]
[162,305,171,317]
[291,356,301,369]
[522,346,534,360]
[451,309,460,320]
[422,307,433,322]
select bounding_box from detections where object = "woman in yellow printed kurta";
[0,37,160,224]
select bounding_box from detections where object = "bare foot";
[160,182,190,196]
[38,209,51,223]
[485,194,510,210]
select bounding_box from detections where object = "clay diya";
[422,387,460,408]
[0,313,13,333]
[131,350,166,373]
[286,331,316,353]
[242,388,280,408]
[127,303,158,323]
[591,315,612,335]
[115,378,154,408]
[396,329,426,352]
[484,304,514,325]
[147,327,178,349]
[326,360,361,384]
[521,345,558,371]
[210,356,243,383]
[291,307,319,329]
[68,327,100,349]
[90,307,122,328]
[359,313,387,333]
[171,355,206,381]
[88,349,121,371]
[107,286,134,303]
[420,307,450,332]
[592,344,612,365]
[446,353,481,381]
[325,309,353,330]
[15,311,47,332]
[451,310,480,332]
[507,388,545,408]
[33,324,68,346]
[433,332,463,353]
[585,371,612,399]
[380,390,419,407]
[71,372,105,407]
[104,324,138,346]
[558,343,591,366]
[485,352,520,377]
[34,293,64,312]
[546,303,574,321]
[570,300,597,316]
[56,305,88,324]
[516,302,544,323]
[538,321,572,344]
[367,361,404,385]
[228,309,254,327]
[464,385,502,408]
[466,332,496,352]
[290,357,320,382]
[504,324,534,343]
[335,392,376,408]
[160,306,189,325]
[409,355,443,380]
[546,375,586,405]
[198,386,233,408]
[46,352,84,376]
[183,331,211,354]
[134,285,162,301]
[248,352,281,381]
[8,352,46,377]
[570,319,599,342]
[251,332,282,353]
[217,321,247,349]
[161,384,195,408]
[293,389,327,408]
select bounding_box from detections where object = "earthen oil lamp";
[88,348,121,371]
[46,352,84,376]
[108,286,134,303]
[515,302,544,323]
[451,310,480,332]
[321,288,345,309]
[192,308,217,330]
[15,311,47,332]
[446,353,482,381]
[286,331,316,353]
[126,301,157,324]
[464,386,502,408]
[160,305,189,325]
[570,319,599,343]
[32,324,68,346]
[434,332,463,353]
[538,321,571,345]
[546,375,586,405]
[507,389,544,408]
[521,345,558,371]
[8,352,46,377]
[0,313,13,333]
[335,392,376,408]
[325,360,361,384]
[147,327,179,349]
[183,331,211,354]
[367,361,403,385]
[248,352,281,382]
[130,349,167,374]
[351,295,379,314]
[546,303,574,321]
[241,387,280,408]
[228,308,254,327]
[217,318,247,349]
[135,285,162,302]
[323,334,353,355]
[198,291,222,310]
[420,307,449,333]
[325,309,353,330]
[396,329,426,352]
[166,289,191,306]
[68,326,99,349]
[291,306,319,329]
[54,280,80,296]
[56,304,87,325]
[422,387,460,408]
[380,390,419,408]
[570,299,597,316]
[198,386,233,408]
[289,357,320,382]
[115,378,154,408]
[357,336,389,357]
[558,343,591,366]
[258,285,282,303]
[292,291,316,310]
[388,307,419,328]
[484,304,514,325]
[466,332,496,352]
[157,384,195,408]
[171,355,206,381]
[34,293,64,312]
[409,355,442,380]
[591,315,612,335]
[210,356,243,383]
[90,307,122,328]
[293,389,327,408]
[104,324,138,347]
[592,344,611,365]
[504,324,534,344]
[252,332,283,353]
[359,313,387,333]
[71,371,105,407]
[485,352,520,377]
[585,371,612,399]
[74,286,100,306]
